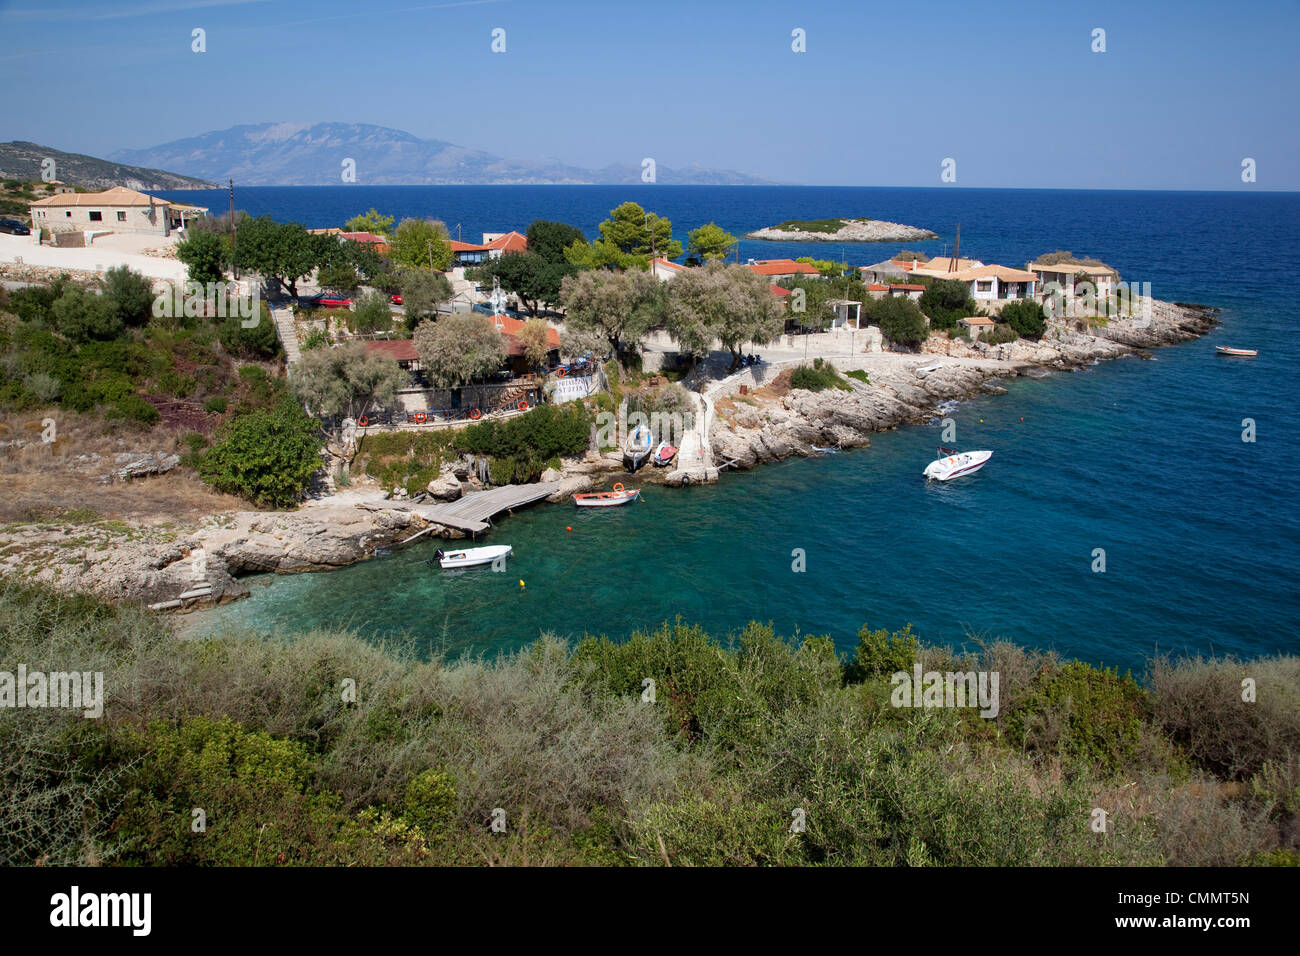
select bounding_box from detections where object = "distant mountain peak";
[108,121,781,187]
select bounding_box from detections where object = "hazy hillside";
[0,141,216,190]
[109,121,780,186]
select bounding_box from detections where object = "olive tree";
[667,262,784,371]
[559,268,664,367]
[412,314,506,388]
[291,340,409,446]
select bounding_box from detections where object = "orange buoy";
[357,415,369,427]
[517,399,528,411]
[414,412,426,424]
[557,367,567,377]
[469,408,482,420]
[613,482,624,492]
[566,526,572,532]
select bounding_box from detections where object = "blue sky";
[1,0,1297,188]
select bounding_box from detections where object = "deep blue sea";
[167,186,1300,672]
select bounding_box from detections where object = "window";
[117,210,126,222]
[65,211,72,217]
[976,280,992,293]
[88,211,102,222]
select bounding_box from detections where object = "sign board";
[553,374,597,403]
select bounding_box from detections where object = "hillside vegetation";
[2,581,1296,867]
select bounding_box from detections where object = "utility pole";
[427,240,434,272]
[228,179,238,279]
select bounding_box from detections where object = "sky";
[1,0,1297,189]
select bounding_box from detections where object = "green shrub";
[789,362,847,392]
[403,768,458,836]
[1000,300,1048,339]
[459,403,590,481]
[846,623,918,681]
[844,368,869,383]
[982,323,1019,346]
[867,295,928,348]
[100,266,154,328]
[219,303,281,358]
[631,796,805,866]
[198,400,322,507]
[1003,660,1145,775]
[204,396,228,414]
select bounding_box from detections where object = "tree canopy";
[389,218,453,272]
[868,295,928,349]
[667,262,784,371]
[525,220,586,263]
[473,252,572,316]
[231,216,330,298]
[344,208,395,236]
[412,314,507,387]
[399,268,452,321]
[176,231,228,286]
[687,222,738,262]
[593,202,683,261]
[918,278,978,332]
[559,268,665,363]
[291,340,408,431]
[198,400,323,508]
[999,299,1048,339]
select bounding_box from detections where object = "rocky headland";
[745,217,938,243]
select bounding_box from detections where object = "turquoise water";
[182,187,1300,672]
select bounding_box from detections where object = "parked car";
[389,293,403,305]
[0,219,31,236]
[303,293,353,309]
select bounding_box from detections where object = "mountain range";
[0,142,216,190]
[108,122,778,186]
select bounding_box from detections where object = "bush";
[1000,299,1047,339]
[867,295,928,348]
[403,768,458,836]
[789,359,848,392]
[459,403,590,481]
[100,266,154,328]
[219,303,281,359]
[198,400,322,507]
[351,291,392,335]
[919,278,977,331]
[845,623,918,680]
[51,286,122,343]
[844,368,869,383]
[204,395,228,414]
[107,393,160,425]
[982,323,1019,346]
[1003,660,1145,775]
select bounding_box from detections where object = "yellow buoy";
[519,580,525,588]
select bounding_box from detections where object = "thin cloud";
[3,0,273,22]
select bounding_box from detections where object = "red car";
[389,293,403,305]
[305,293,353,309]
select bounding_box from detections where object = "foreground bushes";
[0,581,1296,866]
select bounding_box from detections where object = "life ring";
[613,482,624,492]
[414,412,426,424]
[357,415,370,428]
[469,408,482,420]
[557,368,567,377]
[517,400,528,411]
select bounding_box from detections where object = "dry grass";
[0,408,248,524]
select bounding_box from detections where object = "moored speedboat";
[923,447,992,481]
[651,442,677,467]
[432,545,512,569]
[1216,346,1258,357]
[573,484,640,507]
[623,424,653,472]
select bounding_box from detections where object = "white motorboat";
[432,545,512,569]
[923,446,992,481]
[623,424,653,472]
[573,484,640,507]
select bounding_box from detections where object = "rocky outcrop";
[745,218,938,243]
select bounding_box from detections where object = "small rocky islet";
[744,216,938,243]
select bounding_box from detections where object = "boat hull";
[924,450,993,481]
[573,489,640,507]
[435,545,512,569]
[1216,347,1257,357]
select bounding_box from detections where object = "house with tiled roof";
[744,258,821,281]
[1025,260,1119,298]
[449,231,529,267]
[649,257,685,281]
[941,265,1037,302]
[29,186,208,238]
[959,315,997,340]
[339,231,391,254]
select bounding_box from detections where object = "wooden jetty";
[368,482,563,536]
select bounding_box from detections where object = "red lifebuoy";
[414,412,426,424]
[357,415,370,428]
[517,400,528,411]
[557,368,566,377]
[613,482,625,492]
[469,408,482,420]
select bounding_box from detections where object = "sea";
[161,185,1300,673]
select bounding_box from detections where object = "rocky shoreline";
[0,299,1217,612]
[745,217,938,243]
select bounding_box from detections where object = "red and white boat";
[924,447,993,481]
[573,484,641,507]
[651,442,677,467]
[1216,346,1258,357]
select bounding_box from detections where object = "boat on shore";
[651,442,677,467]
[623,424,653,472]
[1216,346,1258,357]
[432,545,512,569]
[924,447,992,481]
[573,484,640,507]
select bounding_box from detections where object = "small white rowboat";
[573,484,640,507]
[1216,346,1258,357]
[433,545,512,569]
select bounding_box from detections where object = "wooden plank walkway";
[378,482,563,535]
